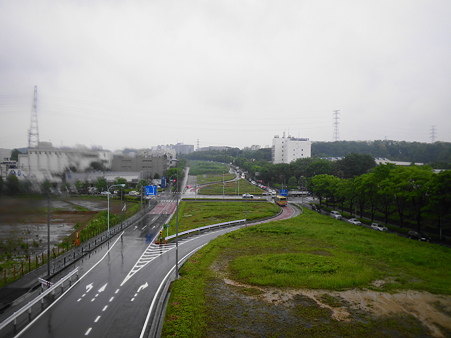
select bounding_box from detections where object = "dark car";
[408,231,431,242]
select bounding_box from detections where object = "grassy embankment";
[162,206,451,337]
[198,178,265,196]
[165,200,280,237]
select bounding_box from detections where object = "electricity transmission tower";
[28,85,40,148]
[333,110,340,141]
[430,125,437,143]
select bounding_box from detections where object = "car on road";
[100,191,110,195]
[371,223,387,231]
[330,211,342,220]
[408,231,431,242]
[347,218,361,225]
[242,193,254,199]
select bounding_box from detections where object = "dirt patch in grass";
[206,259,451,337]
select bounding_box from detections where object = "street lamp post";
[107,184,126,238]
[170,173,180,279]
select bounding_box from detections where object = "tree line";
[310,165,451,239]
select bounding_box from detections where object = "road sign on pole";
[279,189,288,196]
[145,185,157,196]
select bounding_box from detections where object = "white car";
[371,223,387,231]
[242,193,254,199]
[330,211,342,220]
[348,218,362,225]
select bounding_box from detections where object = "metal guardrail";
[0,268,79,332]
[165,219,247,241]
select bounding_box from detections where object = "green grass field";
[198,178,265,195]
[161,205,451,337]
[165,200,279,237]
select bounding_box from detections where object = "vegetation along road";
[161,202,451,337]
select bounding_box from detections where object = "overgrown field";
[162,208,451,337]
[166,200,279,237]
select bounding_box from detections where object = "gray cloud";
[1,0,450,150]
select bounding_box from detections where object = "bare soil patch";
[206,257,451,337]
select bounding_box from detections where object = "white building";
[18,142,113,182]
[272,134,312,164]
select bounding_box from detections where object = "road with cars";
[5,190,298,338]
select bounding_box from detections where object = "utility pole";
[47,193,51,277]
[333,110,340,142]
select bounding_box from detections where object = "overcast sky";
[1,0,450,152]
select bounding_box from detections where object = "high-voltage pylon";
[28,85,40,148]
[333,110,340,141]
[430,125,437,143]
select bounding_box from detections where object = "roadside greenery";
[310,165,451,237]
[198,178,264,195]
[162,208,451,337]
[188,160,230,176]
[166,201,279,237]
[196,173,235,185]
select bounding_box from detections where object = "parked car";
[408,231,431,242]
[371,223,387,231]
[101,191,110,195]
[242,193,254,199]
[330,211,342,220]
[347,218,361,225]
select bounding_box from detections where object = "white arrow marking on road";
[98,283,107,293]
[137,282,148,293]
[86,283,93,292]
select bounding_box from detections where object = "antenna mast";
[28,85,40,148]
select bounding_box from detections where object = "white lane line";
[115,289,120,294]
[15,232,126,338]
[102,305,108,312]
[85,328,92,335]
[94,316,101,323]
[109,297,114,302]
[131,298,135,302]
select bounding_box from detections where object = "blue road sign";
[145,185,157,196]
[279,189,288,196]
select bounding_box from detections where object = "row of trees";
[181,140,451,168]
[310,165,451,237]
[234,153,377,189]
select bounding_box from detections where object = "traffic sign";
[279,189,288,196]
[145,185,157,196]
